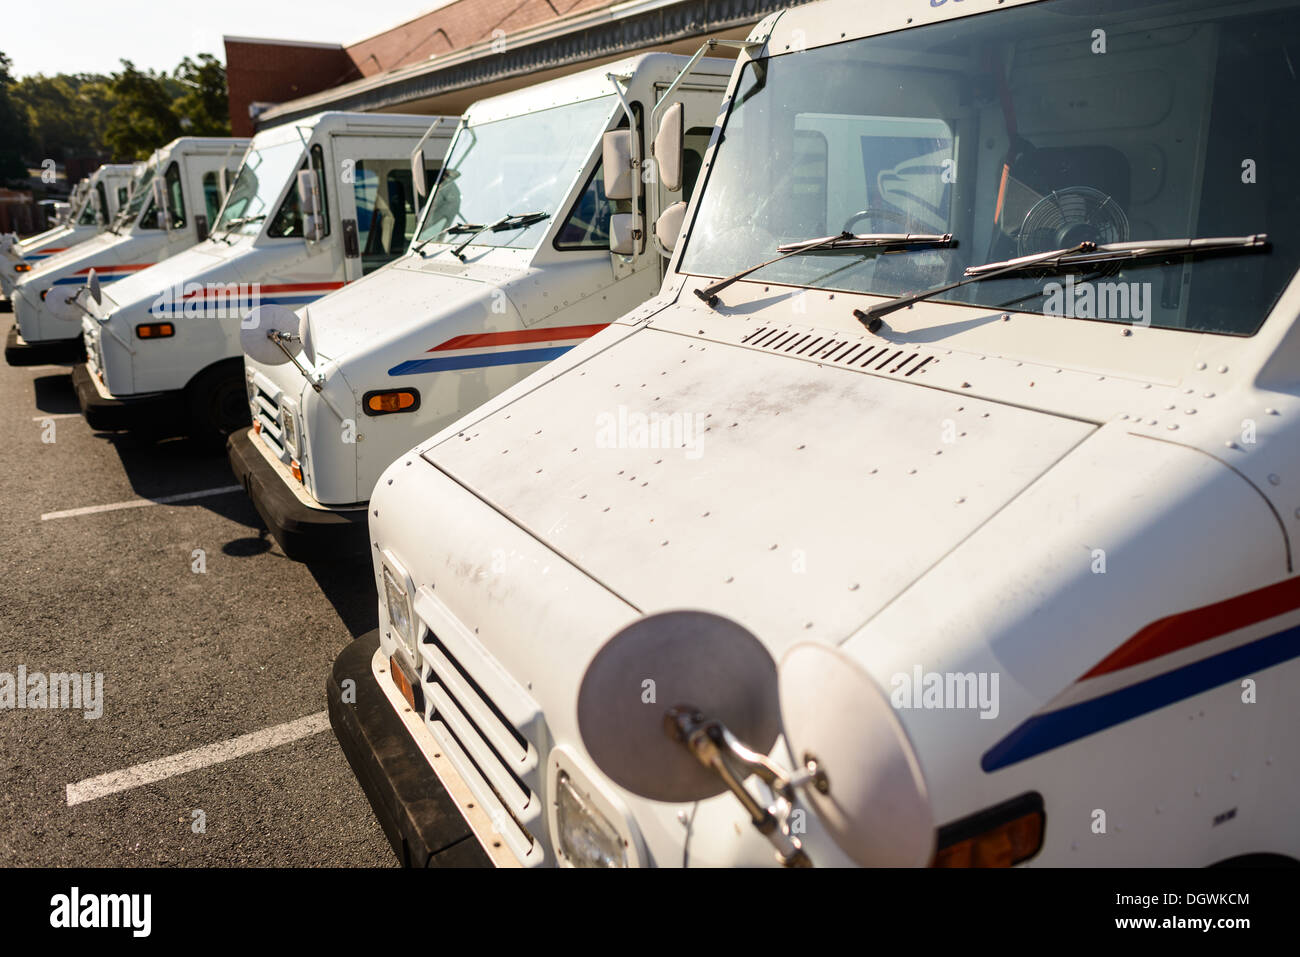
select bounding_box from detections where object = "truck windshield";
[413,94,616,251]
[214,140,305,236]
[680,0,1300,336]
[114,164,156,233]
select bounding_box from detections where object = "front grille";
[252,384,286,457]
[412,615,544,865]
[84,329,103,376]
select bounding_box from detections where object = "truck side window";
[269,144,331,239]
[202,171,223,223]
[117,186,129,208]
[353,159,429,273]
[140,162,186,229]
[681,127,712,204]
[554,160,612,250]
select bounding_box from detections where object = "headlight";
[554,771,628,868]
[281,408,297,452]
[382,565,415,655]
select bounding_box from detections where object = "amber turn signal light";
[363,389,420,416]
[932,792,1045,867]
[290,459,303,483]
[14,263,31,272]
[135,322,174,339]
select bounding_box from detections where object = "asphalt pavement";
[0,345,393,865]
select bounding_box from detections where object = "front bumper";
[71,362,184,433]
[6,324,84,366]
[328,630,493,868]
[226,426,369,562]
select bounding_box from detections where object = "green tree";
[172,55,230,136]
[104,60,182,160]
[14,72,111,161]
[0,51,33,185]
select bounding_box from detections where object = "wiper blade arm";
[854,234,1269,328]
[451,216,511,260]
[964,234,1269,277]
[449,211,550,261]
[696,232,954,308]
[492,211,549,232]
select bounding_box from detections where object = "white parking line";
[21,365,74,373]
[66,711,330,807]
[41,484,243,521]
[31,413,81,420]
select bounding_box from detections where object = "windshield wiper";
[215,214,266,236]
[449,211,550,261]
[695,232,955,309]
[853,234,1269,329]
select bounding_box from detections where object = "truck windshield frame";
[214,139,307,237]
[678,0,1300,337]
[412,94,618,253]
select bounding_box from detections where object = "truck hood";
[300,256,509,362]
[17,224,80,254]
[95,237,253,314]
[23,230,131,278]
[421,322,1098,654]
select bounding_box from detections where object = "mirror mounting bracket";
[665,705,826,868]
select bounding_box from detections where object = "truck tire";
[187,361,250,446]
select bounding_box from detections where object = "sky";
[4,0,456,77]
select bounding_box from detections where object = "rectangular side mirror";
[609,213,637,256]
[653,102,685,193]
[411,148,427,199]
[151,179,168,230]
[195,214,209,242]
[297,169,324,241]
[602,130,635,201]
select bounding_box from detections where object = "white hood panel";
[424,325,1097,650]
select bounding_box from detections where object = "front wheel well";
[183,355,246,396]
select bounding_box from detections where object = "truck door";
[334,134,442,283]
[651,85,723,280]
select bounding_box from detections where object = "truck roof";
[246,111,453,149]
[154,136,252,157]
[463,51,734,126]
[764,0,1043,52]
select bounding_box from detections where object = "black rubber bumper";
[226,427,370,562]
[5,325,84,366]
[328,630,492,868]
[71,362,183,433]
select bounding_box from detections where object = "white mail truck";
[0,163,135,303]
[227,54,729,560]
[75,113,453,443]
[6,139,247,365]
[331,0,1300,868]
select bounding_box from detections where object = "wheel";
[187,363,250,446]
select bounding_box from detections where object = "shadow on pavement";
[32,374,79,414]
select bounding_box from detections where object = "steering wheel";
[842,208,913,234]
